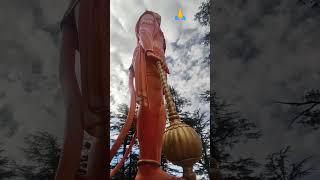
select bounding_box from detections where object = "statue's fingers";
[162,63,170,74]
[165,66,170,74]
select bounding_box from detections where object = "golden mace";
[156,61,203,180]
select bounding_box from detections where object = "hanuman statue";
[110,11,183,180]
[55,0,107,179]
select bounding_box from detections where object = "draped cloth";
[110,11,168,178]
[56,0,108,179]
[133,11,167,107]
[133,11,167,164]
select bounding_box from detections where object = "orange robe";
[133,11,167,165]
[132,11,184,180]
[56,0,107,179]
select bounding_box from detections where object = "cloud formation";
[0,0,69,162]
[110,0,210,114]
[214,0,320,178]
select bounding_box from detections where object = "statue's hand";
[146,51,161,61]
[146,51,170,74]
[162,62,170,74]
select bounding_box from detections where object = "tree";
[17,131,60,180]
[263,146,313,180]
[0,145,15,178]
[172,88,260,179]
[186,110,211,179]
[277,89,320,129]
[194,0,210,46]
[194,0,210,64]
[204,90,262,179]
[222,157,260,180]
[13,131,96,179]
[110,103,138,179]
[169,86,191,115]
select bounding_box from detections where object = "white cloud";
[110,0,209,114]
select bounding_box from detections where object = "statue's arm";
[55,23,85,180]
[59,27,81,103]
[138,14,156,53]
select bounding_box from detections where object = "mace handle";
[156,61,180,123]
[156,60,198,180]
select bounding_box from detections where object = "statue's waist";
[132,45,166,77]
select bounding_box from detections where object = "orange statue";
[110,11,183,180]
[55,0,107,179]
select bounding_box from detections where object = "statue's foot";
[135,162,184,180]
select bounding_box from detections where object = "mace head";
[162,121,202,167]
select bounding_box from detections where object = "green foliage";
[0,145,15,178]
[110,103,138,179]
[169,86,191,115]
[111,152,139,180]
[278,89,320,129]
[222,158,261,180]
[194,0,210,46]
[194,0,210,64]
[17,131,60,180]
[207,91,314,180]
[207,90,262,179]
[263,146,312,180]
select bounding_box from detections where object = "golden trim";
[137,159,161,167]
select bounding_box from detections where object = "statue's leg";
[77,0,107,139]
[137,75,165,162]
[136,74,181,180]
[76,0,108,179]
